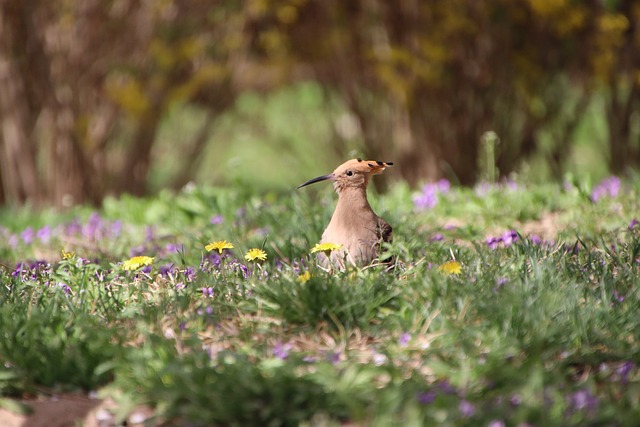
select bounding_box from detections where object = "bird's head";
[296,158,393,193]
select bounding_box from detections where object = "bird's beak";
[296,174,333,189]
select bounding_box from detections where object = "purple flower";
[459,400,475,417]
[57,282,72,294]
[202,287,214,298]
[21,227,35,245]
[110,220,123,238]
[502,230,518,246]
[430,233,444,242]
[437,179,451,193]
[175,282,186,290]
[83,212,103,240]
[590,176,620,202]
[273,342,292,360]
[629,219,639,230]
[129,245,147,257]
[399,332,411,347]
[417,391,436,404]
[486,236,502,250]
[145,226,155,242]
[495,277,508,290]
[36,225,51,244]
[165,243,182,254]
[413,180,450,211]
[66,218,82,236]
[612,290,625,304]
[488,421,505,427]
[413,184,438,210]
[159,263,176,277]
[372,352,387,366]
[568,389,598,412]
[437,380,456,395]
[617,361,634,384]
[184,267,197,282]
[210,215,224,225]
[509,394,522,406]
[326,350,341,364]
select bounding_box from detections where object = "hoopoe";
[297,158,393,269]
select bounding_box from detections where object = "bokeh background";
[1,0,639,207]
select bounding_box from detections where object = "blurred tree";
[1,0,639,206]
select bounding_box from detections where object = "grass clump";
[1,176,640,425]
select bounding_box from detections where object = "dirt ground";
[0,394,153,427]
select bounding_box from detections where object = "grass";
[1,176,640,426]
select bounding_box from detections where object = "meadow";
[0,175,639,426]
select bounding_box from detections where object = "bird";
[297,158,394,269]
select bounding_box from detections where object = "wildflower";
[590,176,620,202]
[202,287,214,298]
[399,332,411,347]
[495,277,508,289]
[413,179,450,211]
[83,212,103,240]
[110,220,123,238]
[417,391,436,405]
[568,389,598,412]
[629,219,639,230]
[37,225,51,244]
[244,248,267,262]
[57,282,72,294]
[273,342,292,360]
[616,361,634,384]
[439,260,462,275]
[205,240,234,254]
[184,267,197,281]
[488,421,505,427]
[61,249,75,260]
[459,400,475,417]
[210,215,224,225]
[21,227,34,245]
[502,230,518,246]
[310,242,343,257]
[297,271,311,283]
[430,233,444,242]
[372,352,387,366]
[122,255,154,271]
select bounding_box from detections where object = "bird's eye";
[346,170,354,176]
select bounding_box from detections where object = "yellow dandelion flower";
[244,248,267,262]
[123,255,154,271]
[205,240,234,254]
[61,249,75,260]
[297,271,311,283]
[310,242,343,257]
[438,260,462,275]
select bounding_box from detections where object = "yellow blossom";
[205,240,234,254]
[61,249,75,260]
[123,256,154,271]
[297,271,311,283]
[244,248,267,262]
[310,242,343,257]
[438,260,462,275]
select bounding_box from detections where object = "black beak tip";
[296,174,332,190]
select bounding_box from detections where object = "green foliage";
[2,179,640,425]
[254,268,400,328]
